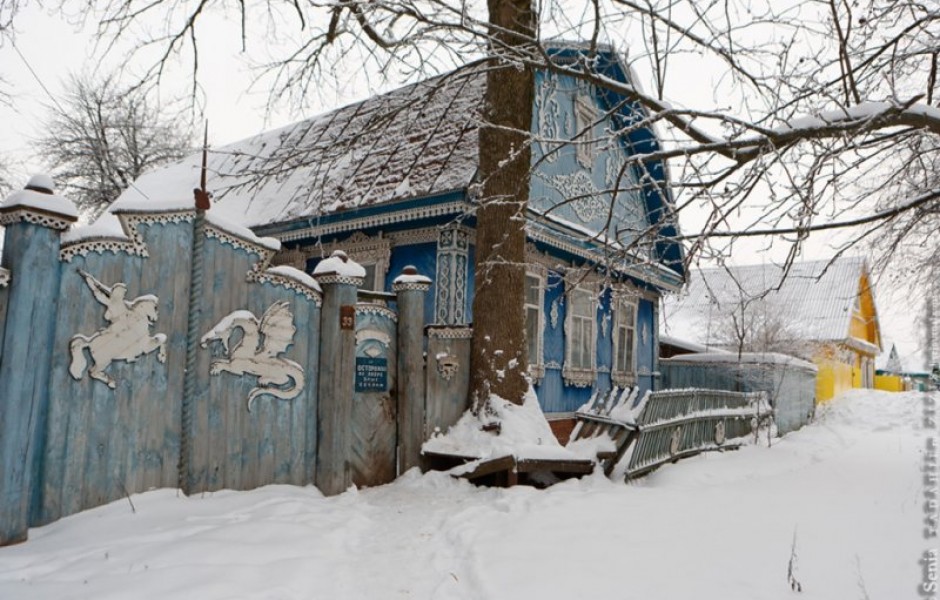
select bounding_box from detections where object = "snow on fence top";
[1,174,79,220]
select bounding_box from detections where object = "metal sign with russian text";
[355,356,388,392]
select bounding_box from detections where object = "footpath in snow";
[0,389,934,600]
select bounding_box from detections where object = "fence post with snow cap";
[314,250,363,495]
[393,266,432,473]
[0,175,78,546]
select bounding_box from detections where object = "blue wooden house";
[117,47,685,422]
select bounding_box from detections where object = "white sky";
[0,4,927,370]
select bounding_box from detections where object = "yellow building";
[661,256,882,404]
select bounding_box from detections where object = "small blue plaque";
[355,357,388,392]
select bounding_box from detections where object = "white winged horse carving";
[200,301,305,412]
[69,270,167,389]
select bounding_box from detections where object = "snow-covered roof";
[662,256,878,347]
[116,65,485,228]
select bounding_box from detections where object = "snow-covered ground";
[0,389,933,599]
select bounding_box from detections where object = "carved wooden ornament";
[68,270,168,389]
[201,301,305,412]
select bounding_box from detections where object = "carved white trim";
[550,298,561,330]
[525,266,547,382]
[434,226,470,325]
[200,301,305,412]
[310,231,392,291]
[270,247,306,270]
[314,274,365,287]
[389,226,473,247]
[272,201,474,243]
[356,303,398,322]
[205,222,275,257]
[574,94,598,169]
[68,270,167,389]
[524,223,682,292]
[393,280,432,292]
[60,210,195,261]
[549,172,606,223]
[427,326,473,340]
[611,286,639,388]
[0,207,76,231]
[0,267,9,288]
[562,282,599,388]
[253,269,322,305]
[535,71,561,163]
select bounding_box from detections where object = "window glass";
[362,263,377,291]
[613,296,637,379]
[524,273,544,370]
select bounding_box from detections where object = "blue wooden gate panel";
[40,219,193,525]
[350,304,397,487]
[187,233,320,493]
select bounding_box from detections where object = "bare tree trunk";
[469,0,535,411]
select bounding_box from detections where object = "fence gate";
[350,301,398,487]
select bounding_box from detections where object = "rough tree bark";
[469,0,536,411]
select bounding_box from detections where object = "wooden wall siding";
[537,272,567,414]
[635,299,656,394]
[0,223,66,544]
[0,272,9,373]
[386,243,437,325]
[41,220,193,525]
[350,305,398,487]
[660,359,817,435]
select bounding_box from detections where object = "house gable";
[849,269,881,349]
[528,49,683,282]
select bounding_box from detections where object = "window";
[524,272,545,379]
[563,285,597,387]
[574,95,597,168]
[361,263,378,291]
[612,294,638,387]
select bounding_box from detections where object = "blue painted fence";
[0,188,431,546]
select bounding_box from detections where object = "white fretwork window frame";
[611,288,639,387]
[563,281,598,387]
[574,94,598,168]
[525,266,547,381]
[434,226,471,325]
[314,231,391,292]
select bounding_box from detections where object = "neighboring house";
[112,47,685,419]
[661,257,882,402]
[875,343,932,391]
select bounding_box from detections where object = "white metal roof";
[661,256,879,349]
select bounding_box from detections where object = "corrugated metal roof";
[662,256,876,347]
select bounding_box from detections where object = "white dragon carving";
[200,301,305,412]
